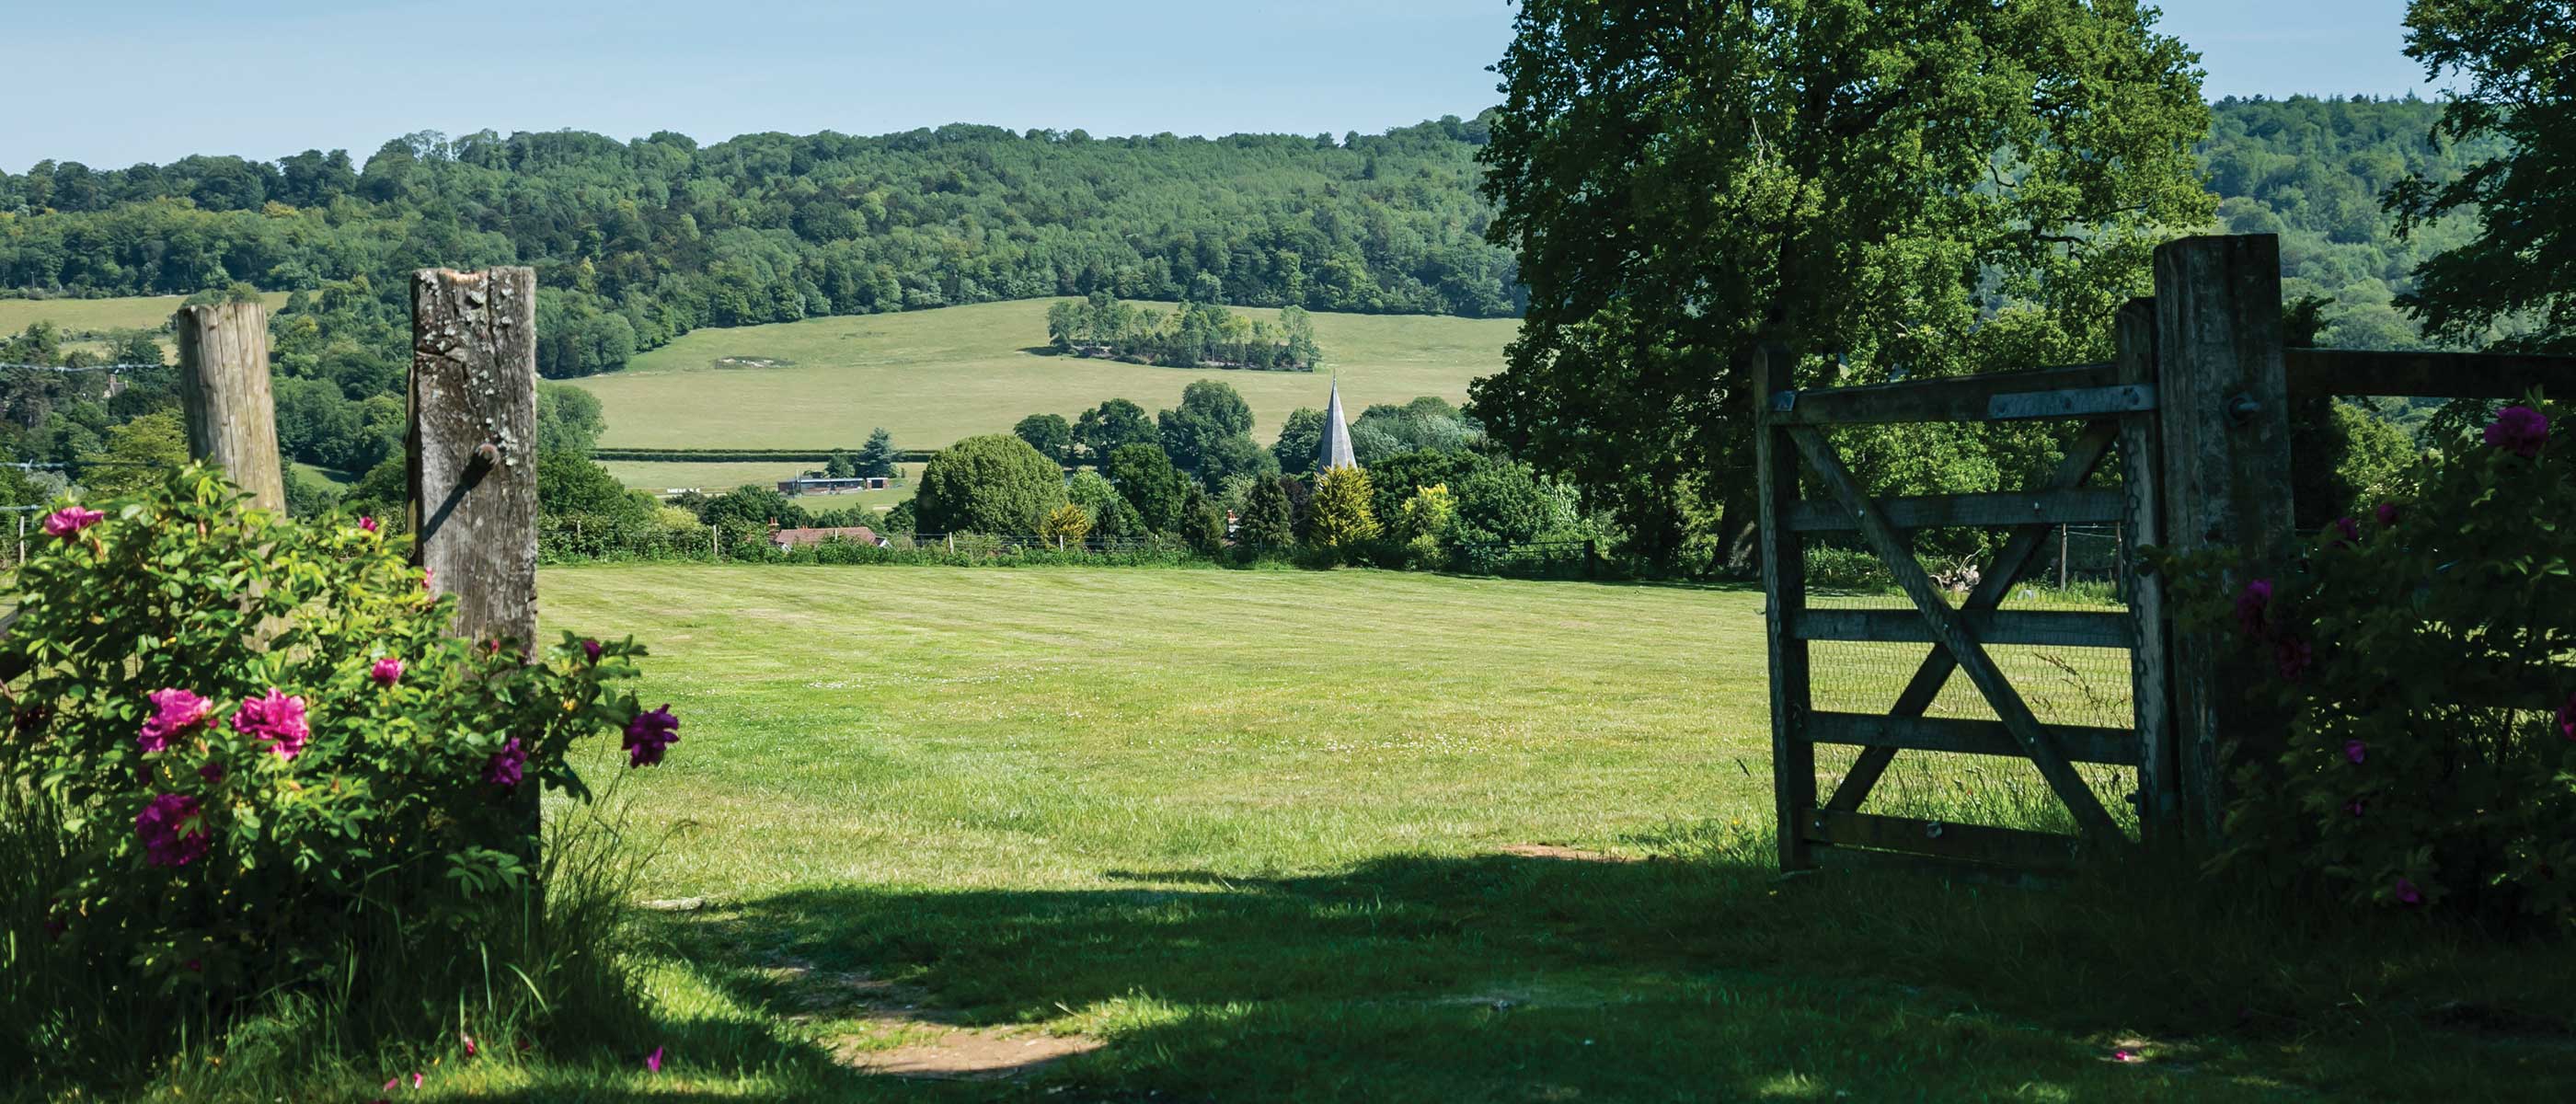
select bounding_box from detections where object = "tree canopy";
[913,433,1067,535]
[2388,1,2576,352]
[1470,0,2213,568]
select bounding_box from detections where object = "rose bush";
[0,465,670,997]
[2162,400,2575,927]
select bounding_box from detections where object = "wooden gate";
[1759,233,2576,874]
[1756,237,2212,874]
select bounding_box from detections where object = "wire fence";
[1797,522,2142,831]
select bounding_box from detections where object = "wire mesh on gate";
[1800,522,2142,834]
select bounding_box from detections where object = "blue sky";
[7,0,2441,172]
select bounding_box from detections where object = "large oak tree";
[1472,0,2212,567]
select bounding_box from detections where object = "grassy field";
[0,292,293,353]
[603,461,924,501]
[570,299,1517,451]
[266,563,2572,1103]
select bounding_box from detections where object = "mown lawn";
[382,564,2576,1102]
[569,298,1517,450]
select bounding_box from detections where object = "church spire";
[1317,378,1357,471]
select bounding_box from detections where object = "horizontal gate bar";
[2286,349,2576,401]
[1791,608,2134,649]
[1765,363,2115,425]
[1807,712,2135,765]
[1801,809,2086,872]
[1786,489,2127,532]
[1986,384,2156,420]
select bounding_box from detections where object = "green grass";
[602,461,923,503]
[0,292,293,352]
[321,563,2576,1103]
[291,461,357,489]
[570,299,1517,450]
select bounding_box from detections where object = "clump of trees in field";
[871,376,1594,574]
[1045,292,1320,372]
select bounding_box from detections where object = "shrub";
[2162,400,2576,927]
[1039,501,1093,546]
[1238,477,1296,550]
[1308,466,1380,551]
[1105,442,1189,533]
[1397,483,1458,569]
[914,433,1067,535]
[0,466,669,1063]
[1804,545,1893,590]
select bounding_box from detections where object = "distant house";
[766,524,888,551]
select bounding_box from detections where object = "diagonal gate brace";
[1823,420,2121,812]
[1785,424,2128,847]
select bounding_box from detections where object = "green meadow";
[0,292,293,354]
[599,461,924,499]
[570,299,1518,451]
[292,563,2567,1103]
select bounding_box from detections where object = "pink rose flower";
[624,705,679,768]
[43,506,103,538]
[2343,739,2366,765]
[231,689,311,762]
[2394,877,2422,905]
[2234,579,2273,638]
[483,739,527,788]
[2373,501,2398,527]
[359,515,379,534]
[137,688,213,753]
[370,657,405,686]
[2329,516,2360,547]
[136,793,210,867]
[2484,405,2548,458]
[2273,634,2311,681]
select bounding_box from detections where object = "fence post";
[2153,235,2294,841]
[1753,342,1815,871]
[2058,524,2069,589]
[409,266,541,862]
[174,300,285,512]
[409,267,540,650]
[2116,297,2179,843]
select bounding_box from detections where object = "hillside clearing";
[0,292,293,352]
[569,299,1517,451]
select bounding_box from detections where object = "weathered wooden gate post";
[409,268,540,650]
[409,268,542,859]
[2115,297,2178,841]
[1752,342,1815,870]
[2152,235,2293,840]
[174,300,286,511]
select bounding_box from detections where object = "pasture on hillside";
[467,564,2573,1102]
[599,460,924,497]
[569,299,1517,451]
[0,292,293,354]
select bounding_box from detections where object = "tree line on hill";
[1044,292,1321,371]
[0,116,1521,385]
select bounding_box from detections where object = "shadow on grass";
[624,845,2576,1102]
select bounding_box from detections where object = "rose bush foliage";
[2164,401,2574,927]
[0,466,669,994]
